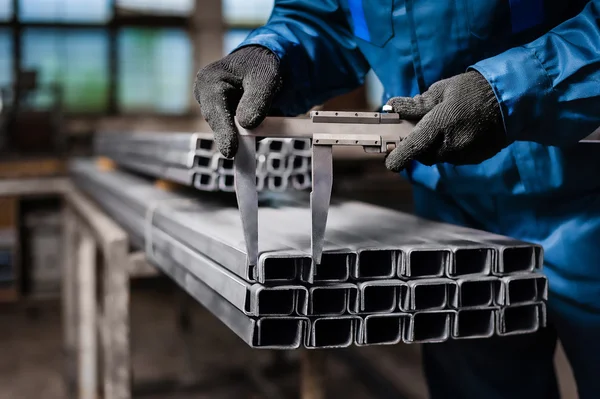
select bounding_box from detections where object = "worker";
[194,1,600,398]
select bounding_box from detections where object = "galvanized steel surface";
[71,158,548,349]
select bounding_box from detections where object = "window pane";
[22,28,109,112]
[0,29,13,89]
[19,0,111,23]
[0,0,13,21]
[223,0,273,26]
[118,28,192,114]
[116,0,194,16]
[224,29,251,55]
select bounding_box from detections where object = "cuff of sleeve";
[469,46,556,144]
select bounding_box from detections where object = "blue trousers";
[412,185,600,399]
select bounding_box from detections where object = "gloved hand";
[194,46,282,158]
[384,71,509,172]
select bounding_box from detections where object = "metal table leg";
[77,229,97,399]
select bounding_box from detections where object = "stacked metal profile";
[71,158,548,350]
[94,132,312,192]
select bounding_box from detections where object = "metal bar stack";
[71,158,548,350]
[94,132,312,192]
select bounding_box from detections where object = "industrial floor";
[0,280,578,399]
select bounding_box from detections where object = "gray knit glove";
[384,71,508,172]
[194,46,282,158]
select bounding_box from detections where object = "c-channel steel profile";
[402,279,457,312]
[306,316,361,349]
[453,308,497,340]
[497,273,548,306]
[356,313,406,346]
[496,302,546,336]
[358,280,407,314]
[453,276,501,309]
[403,310,455,344]
[308,283,358,316]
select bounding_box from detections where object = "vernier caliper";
[233,110,416,272]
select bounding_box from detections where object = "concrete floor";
[0,281,578,399]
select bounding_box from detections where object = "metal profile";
[497,273,548,306]
[308,283,358,316]
[354,249,398,280]
[448,247,495,277]
[496,302,546,336]
[403,310,455,344]
[358,280,407,314]
[306,316,361,349]
[402,279,457,312]
[453,308,497,340]
[453,276,500,309]
[356,314,405,346]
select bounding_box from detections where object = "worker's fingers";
[236,72,281,130]
[386,80,448,120]
[195,73,242,158]
[385,108,444,172]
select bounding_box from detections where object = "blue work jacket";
[237,0,600,196]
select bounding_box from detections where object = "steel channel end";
[309,317,357,349]
[360,281,402,314]
[309,285,357,316]
[497,303,543,336]
[194,172,217,191]
[456,277,499,308]
[403,249,450,279]
[291,138,311,153]
[404,311,454,344]
[196,137,215,152]
[217,156,235,174]
[453,308,496,340]
[450,247,494,277]
[406,279,455,311]
[218,174,236,192]
[194,154,212,169]
[497,245,537,275]
[355,249,397,280]
[253,286,299,316]
[288,155,309,173]
[266,138,286,154]
[255,317,305,349]
[267,175,288,192]
[259,255,304,283]
[313,252,354,283]
[502,274,548,306]
[266,154,286,174]
[361,314,405,346]
[291,172,311,190]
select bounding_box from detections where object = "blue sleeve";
[471,1,600,145]
[235,0,370,116]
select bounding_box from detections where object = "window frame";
[0,0,195,116]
